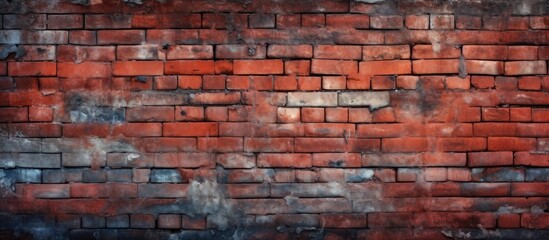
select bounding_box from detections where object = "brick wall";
[1,0,549,239]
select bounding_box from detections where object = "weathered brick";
[338,92,390,110]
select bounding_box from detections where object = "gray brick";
[65,169,83,182]
[8,169,42,183]
[338,91,390,110]
[56,214,81,229]
[0,137,42,152]
[526,168,549,181]
[0,153,61,168]
[107,169,132,182]
[62,152,101,167]
[151,169,184,183]
[82,170,106,183]
[107,215,129,228]
[43,169,65,183]
[130,214,155,229]
[82,215,106,228]
[287,92,338,107]
[472,168,524,182]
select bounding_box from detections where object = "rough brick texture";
[1,0,549,239]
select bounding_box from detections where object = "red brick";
[436,138,487,152]
[245,138,294,153]
[348,108,371,123]
[276,14,300,28]
[396,75,419,89]
[315,45,361,60]
[346,73,370,90]
[510,108,531,122]
[216,45,265,59]
[320,214,367,228]
[29,107,52,122]
[58,46,115,62]
[113,123,162,137]
[532,108,549,122]
[127,106,174,122]
[446,76,470,89]
[471,76,495,89]
[165,60,215,75]
[495,77,518,90]
[312,59,358,75]
[363,45,410,60]
[405,15,429,29]
[274,76,297,90]
[267,45,313,58]
[326,14,369,29]
[482,108,509,121]
[508,46,538,60]
[312,153,361,168]
[466,60,504,75]
[430,15,454,29]
[4,14,46,29]
[370,15,403,29]
[516,145,546,162]
[360,60,411,75]
[158,214,181,229]
[257,153,312,168]
[154,76,177,90]
[116,45,161,61]
[325,108,348,123]
[69,30,96,45]
[518,76,542,90]
[382,138,429,153]
[304,123,354,137]
[85,14,131,29]
[113,61,164,76]
[9,123,62,137]
[322,76,346,90]
[277,107,300,123]
[521,213,549,229]
[8,62,56,77]
[191,92,241,105]
[178,76,202,89]
[0,108,28,122]
[302,14,325,27]
[372,107,396,122]
[205,107,228,121]
[512,183,549,197]
[505,61,547,75]
[70,183,137,198]
[463,45,507,60]
[412,44,460,59]
[198,137,243,152]
[58,62,111,78]
[97,30,145,45]
[456,15,481,29]
[202,75,226,90]
[530,16,549,29]
[301,108,324,123]
[132,14,201,28]
[285,60,310,76]
[498,214,520,228]
[297,77,321,91]
[371,76,395,90]
[447,168,472,182]
[474,122,516,136]
[461,183,510,196]
[468,151,513,167]
[488,137,537,151]
[233,60,283,75]
[412,59,459,74]
[163,123,218,137]
[214,60,233,74]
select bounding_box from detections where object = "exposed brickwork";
[1,0,549,239]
